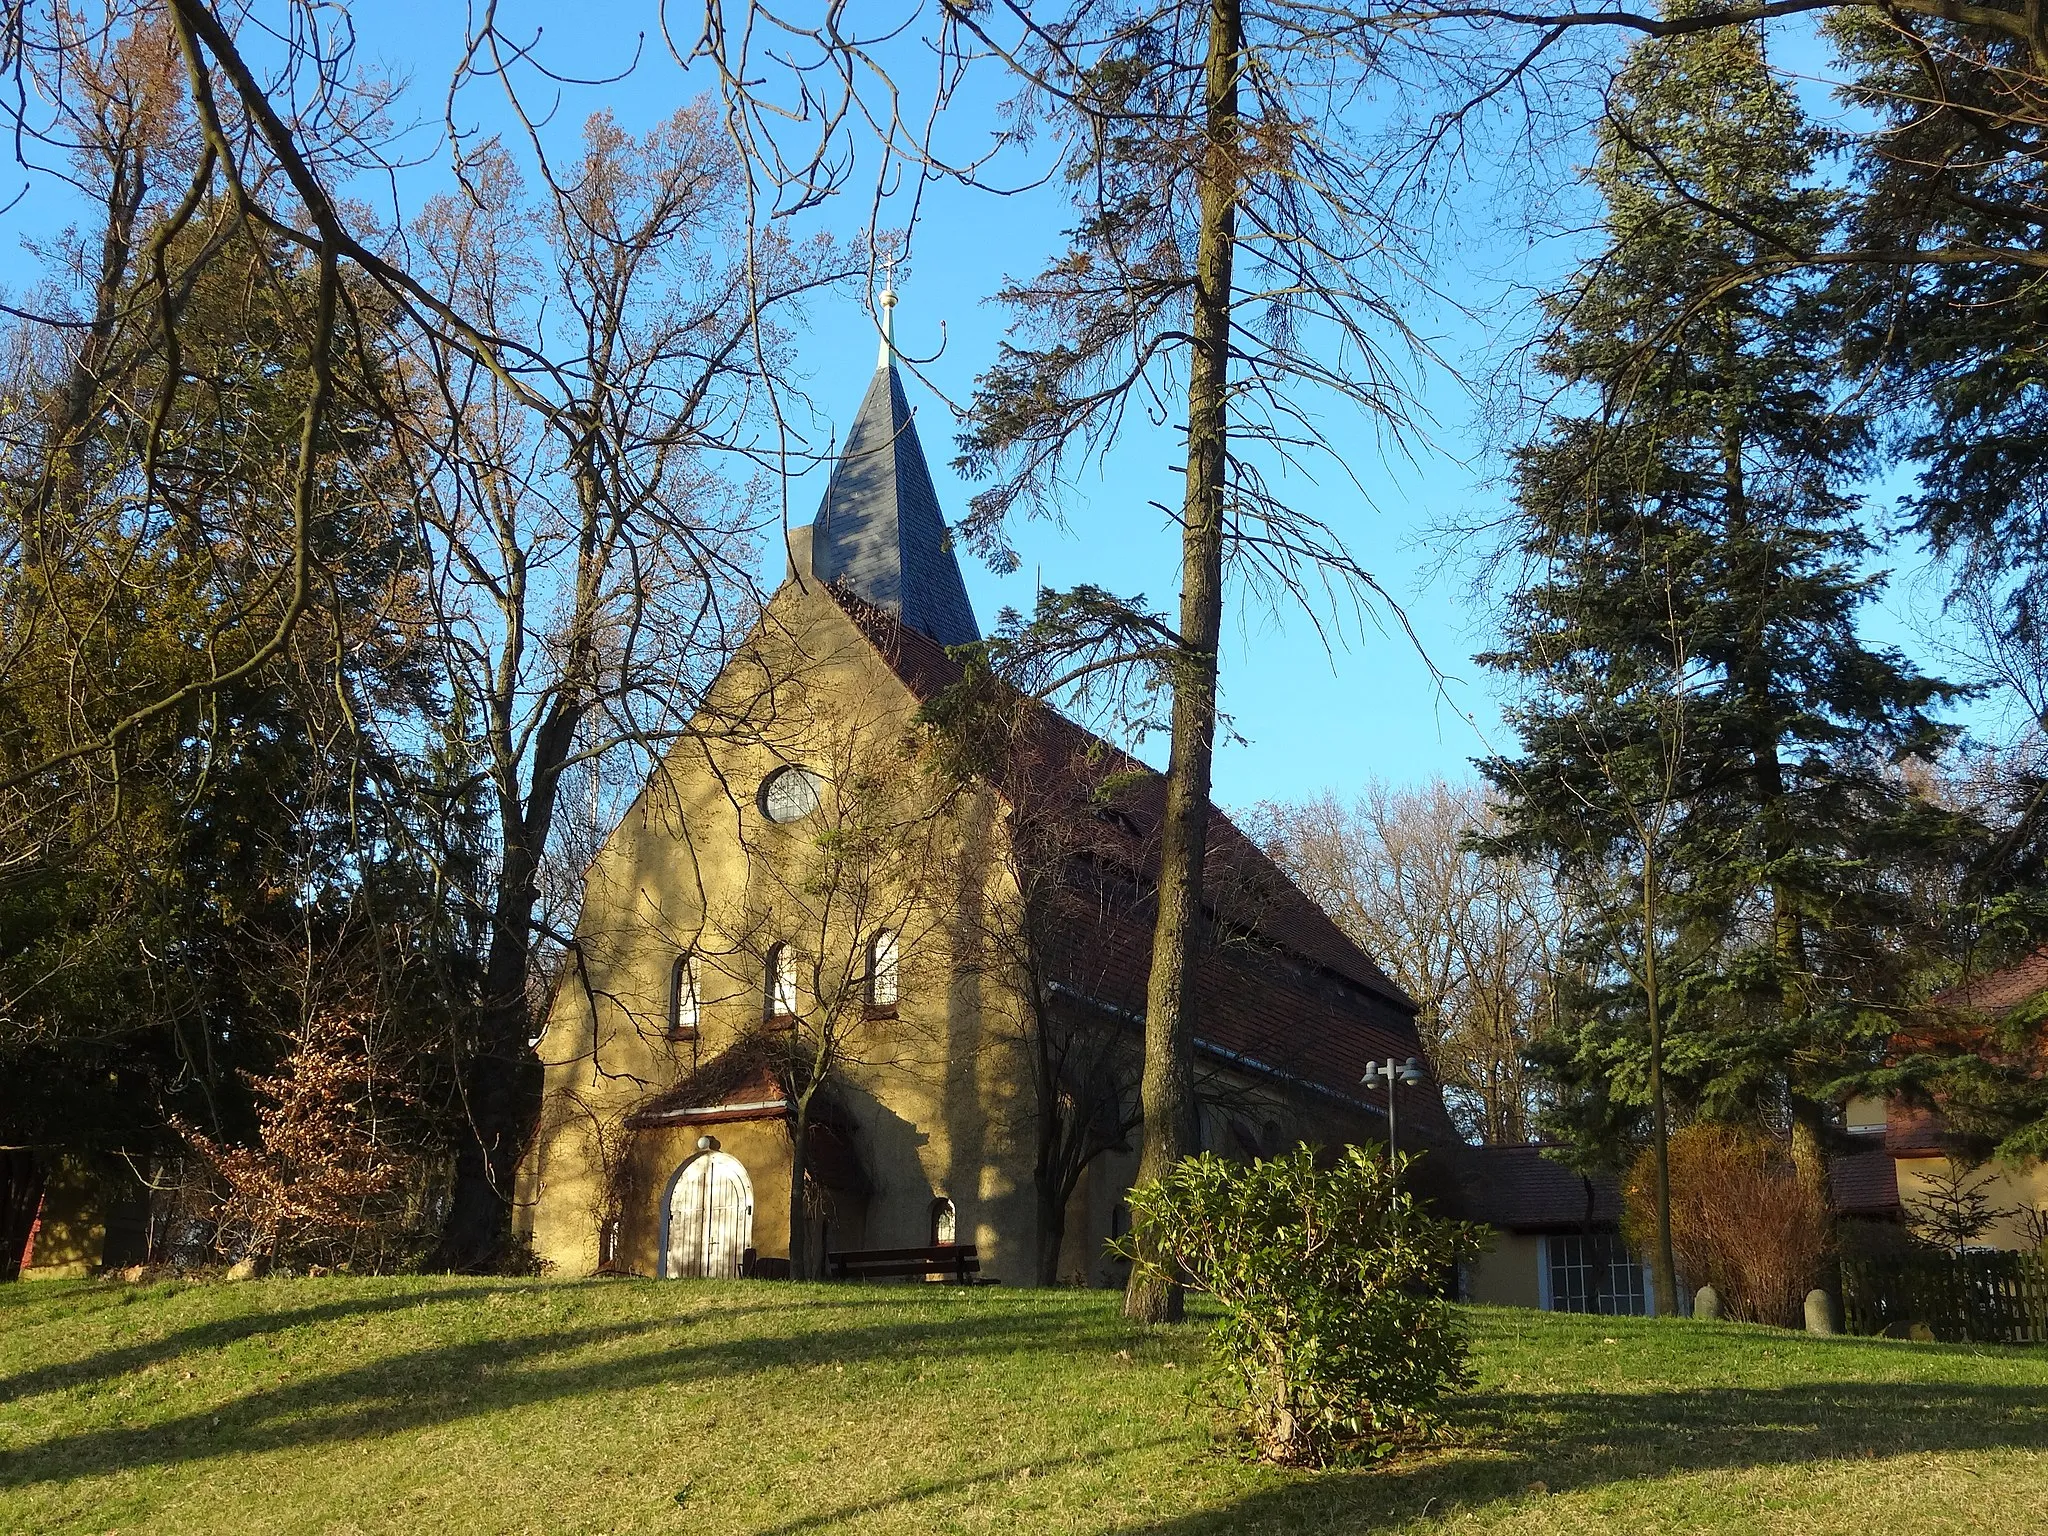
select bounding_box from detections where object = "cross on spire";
[877,256,898,367]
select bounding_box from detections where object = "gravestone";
[1804,1287,1841,1335]
[1693,1284,1723,1321]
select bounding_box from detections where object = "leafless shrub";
[1625,1123,1829,1327]
[177,994,443,1273]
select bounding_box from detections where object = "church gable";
[519,327,1453,1284]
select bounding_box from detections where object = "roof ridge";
[818,582,1418,1015]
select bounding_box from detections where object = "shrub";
[1116,1146,1486,1466]
[1623,1123,1829,1327]
[178,1001,444,1273]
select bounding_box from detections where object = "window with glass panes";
[1543,1234,1649,1315]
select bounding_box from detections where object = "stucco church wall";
[520,586,1045,1279]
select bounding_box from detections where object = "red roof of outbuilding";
[1830,1147,1902,1216]
[1455,1144,1621,1231]
[1451,1142,1906,1231]
[1884,1100,1949,1157]
[1927,947,2048,1016]
[1882,946,2048,1154]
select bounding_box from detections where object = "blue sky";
[1,2,1979,812]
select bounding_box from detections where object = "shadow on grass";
[19,1285,2046,1531]
[0,1288,1147,1492]
[0,1283,537,1407]
[750,1441,1184,1536]
[0,1276,937,1411]
[1102,1377,2048,1534]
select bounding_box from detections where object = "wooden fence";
[1842,1251,2048,1344]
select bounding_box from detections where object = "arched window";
[668,953,699,1039]
[867,929,900,1011]
[764,942,798,1024]
[930,1196,957,1247]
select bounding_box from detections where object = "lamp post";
[1362,1056,1428,1174]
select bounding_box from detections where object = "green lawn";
[3,1276,2045,1534]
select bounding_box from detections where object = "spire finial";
[878,255,898,367]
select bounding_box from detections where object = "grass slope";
[3,1276,2046,1535]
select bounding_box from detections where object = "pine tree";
[1480,14,1960,1300]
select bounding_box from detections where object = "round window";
[759,765,824,823]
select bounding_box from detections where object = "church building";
[514,312,1458,1285]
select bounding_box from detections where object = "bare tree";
[1251,779,1561,1144]
[383,108,850,1266]
[937,0,1462,1323]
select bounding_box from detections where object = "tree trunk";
[1720,340,1838,1297]
[1035,1133,1093,1287]
[437,903,544,1270]
[437,726,564,1267]
[788,1111,812,1282]
[1641,863,1680,1318]
[46,143,145,542]
[1036,1172,1069,1287]
[438,514,593,1269]
[1125,0,1241,1329]
[1789,1093,1831,1200]
[1033,1054,1069,1286]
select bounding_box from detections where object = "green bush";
[1115,1146,1486,1465]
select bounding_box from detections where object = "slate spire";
[801,285,981,649]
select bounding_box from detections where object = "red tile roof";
[1927,946,2048,1016]
[626,1046,868,1192]
[828,586,1444,1128]
[1830,1147,1902,1216]
[1885,1099,1951,1157]
[1041,888,1460,1145]
[626,1051,787,1129]
[1883,946,2048,1153]
[1455,1144,1622,1231]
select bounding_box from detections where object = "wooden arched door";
[664,1151,754,1278]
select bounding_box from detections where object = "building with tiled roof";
[513,331,1456,1286]
[1835,947,2048,1250]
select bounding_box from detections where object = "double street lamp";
[1362,1056,1428,1173]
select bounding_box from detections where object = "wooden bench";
[827,1243,981,1284]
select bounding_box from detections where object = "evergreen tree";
[0,202,461,1257]
[1480,15,1961,1292]
[1826,7,2048,653]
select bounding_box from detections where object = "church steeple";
[794,284,982,649]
